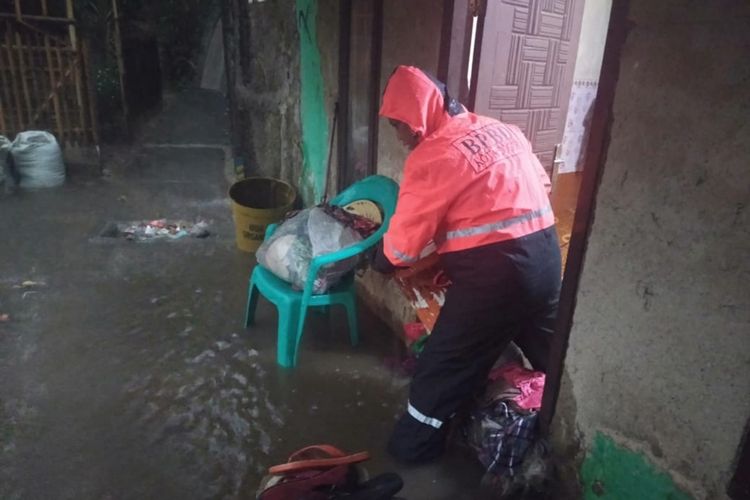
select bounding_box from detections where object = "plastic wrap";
[257,207,362,294]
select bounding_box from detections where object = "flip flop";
[269,445,370,475]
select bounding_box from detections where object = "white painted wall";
[573,0,612,82]
[560,0,612,174]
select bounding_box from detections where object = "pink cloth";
[488,362,546,410]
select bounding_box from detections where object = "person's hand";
[370,240,399,274]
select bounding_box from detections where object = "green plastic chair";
[244,175,399,367]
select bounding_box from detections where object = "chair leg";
[244,278,260,328]
[292,305,310,367]
[276,304,301,368]
[344,294,359,347]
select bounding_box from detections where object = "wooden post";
[72,62,86,145]
[53,42,71,146]
[65,0,77,49]
[336,0,352,192]
[63,0,78,144]
[64,0,87,145]
[0,13,73,24]
[41,36,64,144]
[81,40,100,147]
[0,47,7,133]
[0,36,13,133]
[64,0,82,143]
[24,31,44,127]
[13,31,34,125]
[0,99,6,134]
[39,0,65,142]
[367,0,383,175]
[4,24,24,129]
[111,0,129,132]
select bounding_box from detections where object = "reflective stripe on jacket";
[379,66,553,265]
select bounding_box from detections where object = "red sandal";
[258,445,370,500]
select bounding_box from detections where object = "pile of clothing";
[463,362,548,497]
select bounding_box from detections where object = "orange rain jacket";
[379,66,554,266]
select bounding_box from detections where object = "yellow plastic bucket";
[229,177,296,253]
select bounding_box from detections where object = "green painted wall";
[581,433,693,500]
[296,0,329,204]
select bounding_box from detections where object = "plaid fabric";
[464,401,538,477]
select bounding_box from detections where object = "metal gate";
[0,0,98,148]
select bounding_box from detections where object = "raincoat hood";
[379,66,459,142]
[378,67,554,267]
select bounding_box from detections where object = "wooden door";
[471,0,585,174]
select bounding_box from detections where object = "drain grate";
[97,219,210,241]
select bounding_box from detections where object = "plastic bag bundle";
[257,207,363,294]
[11,131,66,188]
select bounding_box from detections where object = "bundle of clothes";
[462,362,550,498]
[257,204,380,294]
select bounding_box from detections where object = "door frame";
[537,0,630,433]
[437,0,631,434]
[729,416,750,498]
[336,0,384,192]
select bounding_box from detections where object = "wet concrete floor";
[0,90,483,500]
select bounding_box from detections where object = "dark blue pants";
[388,226,561,463]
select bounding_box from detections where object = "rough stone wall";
[222,0,303,193]
[222,0,336,204]
[564,1,750,497]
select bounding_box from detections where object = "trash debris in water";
[12,280,46,289]
[99,219,210,241]
[0,313,9,322]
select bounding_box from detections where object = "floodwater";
[0,91,483,500]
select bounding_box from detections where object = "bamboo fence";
[0,0,98,147]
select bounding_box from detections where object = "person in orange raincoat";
[372,66,561,463]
